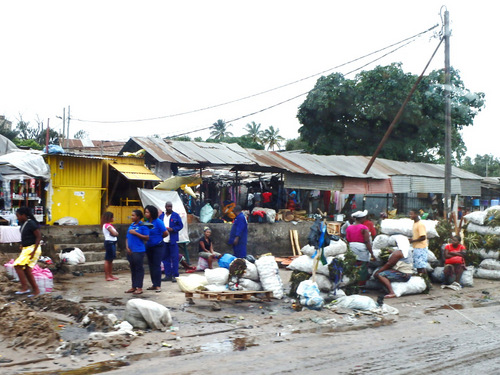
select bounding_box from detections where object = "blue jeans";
[163,242,179,278]
[127,252,145,289]
[146,243,165,287]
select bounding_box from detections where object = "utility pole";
[66,105,71,149]
[45,118,50,153]
[62,107,66,145]
[444,9,452,219]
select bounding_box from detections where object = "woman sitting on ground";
[443,235,466,285]
[198,227,221,269]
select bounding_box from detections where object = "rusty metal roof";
[119,138,481,181]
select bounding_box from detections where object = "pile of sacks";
[286,239,348,293]
[464,206,500,260]
[474,259,500,280]
[176,254,285,299]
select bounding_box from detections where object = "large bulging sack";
[475,268,500,280]
[333,295,378,310]
[60,248,86,265]
[373,235,391,250]
[176,274,208,293]
[381,219,439,238]
[204,268,229,285]
[466,223,500,236]
[323,240,347,257]
[479,259,500,270]
[391,276,427,297]
[255,255,284,299]
[242,259,259,281]
[124,299,172,331]
[464,211,487,225]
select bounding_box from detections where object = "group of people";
[102,202,248,295]
[344,208,466,298]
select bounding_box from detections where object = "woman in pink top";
[346,210,374,285]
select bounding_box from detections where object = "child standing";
[102,211,119,281]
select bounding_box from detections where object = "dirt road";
[1,268,500,375]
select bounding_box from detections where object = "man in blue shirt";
[228,205,248,258]
[159,201,184,282]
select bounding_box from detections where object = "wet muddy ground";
[1,267,500,374]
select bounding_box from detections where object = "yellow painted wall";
[46,155,105,225]
[106,205,144,224]
[50,187,104,225]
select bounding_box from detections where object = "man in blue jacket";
[228,205,248,258]
[160,201,184,282]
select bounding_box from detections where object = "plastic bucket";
[473,199,480,206]
[491,199,500,206]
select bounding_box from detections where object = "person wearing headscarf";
[346,210,375,285]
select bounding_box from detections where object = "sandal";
[132,289,143,295]
[125,288,136,293]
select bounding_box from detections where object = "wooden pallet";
[185,290,273,301]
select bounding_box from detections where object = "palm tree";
[244,121,263,144]
[209,119,233,140]
[262,125,285,150]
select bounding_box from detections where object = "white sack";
[333,295,378,310]
[299,245,316,257]
[255,255,284,299]
[205,284,229,292]
[373,235,391,250]
[464,211,486,225]
[479,259,500,270]
[314,274,333,292]
[323,240,347,257]
[287,255,314,273]
[475,268,500,280]
[469,248,499,260]
[124,299,172,331]
[461,266,474,287]
[176,274,208,293]
[392,276,427,297]
[296,280,324,310]
[238,278,262,291]
[427,249,438,263]
[381,218,439,238]
[431,267,445,283]
[467,223,500,236]
[242,259,259,281]
[204,268,229,285]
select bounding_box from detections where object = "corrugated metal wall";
[284,173,343,191]
[47,155,103,188]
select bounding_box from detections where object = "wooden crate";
[185,290,273,301]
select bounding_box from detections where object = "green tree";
[14,115,60,148]
[244,121,263,144]
[297,63,485,162]
[460,154,500,177]
[285,137,309,151]
[74,129,89,139]
[262,125,285,150]
[209,119,233,140]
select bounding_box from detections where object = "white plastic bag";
[60,248,86,265]
[296,280,324,310]
[333,295,378,310]
[200,204,214,223]
[392,276,426,297]
[124,299,172,331]
[204,268,229,285]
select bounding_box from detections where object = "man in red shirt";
[262,189,273,208]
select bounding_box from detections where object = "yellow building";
[45,155,160,225]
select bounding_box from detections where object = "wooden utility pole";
[62,107,66,145]
[444,9,452,219]
[45,118,50,153]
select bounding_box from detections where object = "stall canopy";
[110,163,161,181]
[0,151,50,180]
[154,176,201,190]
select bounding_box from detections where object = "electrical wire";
[71,24,438,125]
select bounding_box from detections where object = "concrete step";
[64,259,130,274]
[54,243,105,252]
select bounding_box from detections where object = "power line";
[72,24,438,125]
[166,37,420,138]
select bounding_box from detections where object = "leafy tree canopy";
[460,154,500,177]
[297,63,485,162]
[209,119,233,140]
[13,116,60,149]
[74,129,89,139]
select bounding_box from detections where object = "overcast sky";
[1,1,497,158]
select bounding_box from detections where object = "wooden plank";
[292,230,301,255]
[290,230,297,257]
